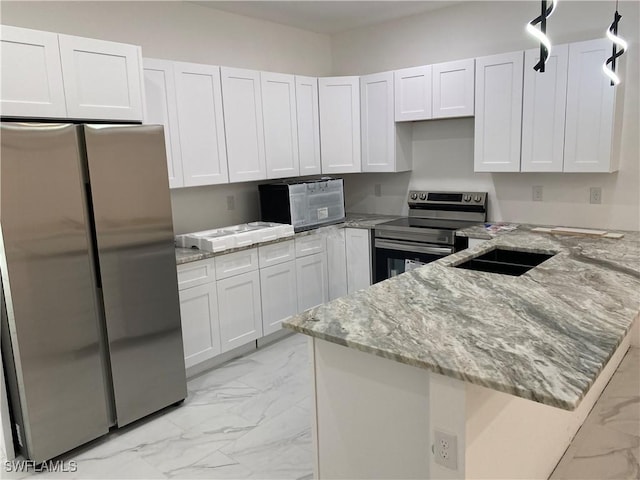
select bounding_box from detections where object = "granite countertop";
[284,225,640,411]
[175,213,401,265]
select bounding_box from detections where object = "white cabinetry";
[345,228,372,293]
[215,248,262,353]
[564,38,617,173]
[177,260,221,369]
[58,34,143,121]
[295,76,321,175]
[326,229,348,301]
[521,45,569,172]
[259,240,298,336]
[295,234,329,312]
[432,58,475,118]
[0,25,143,121]
[0,25,66,118]
[221,67,267,183]
[143,58,184,188]
[360,72,411,173]
[174,62,229,186]
[474,51,524,172]
[394,66,432,121]
[318,76,361,174]
[261,72,299,179]
[179,282,220,368]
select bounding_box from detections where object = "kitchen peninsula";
[284,226,640,479]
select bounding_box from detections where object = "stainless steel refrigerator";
[0,123,187,463]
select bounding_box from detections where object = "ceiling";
[192,1,462,34]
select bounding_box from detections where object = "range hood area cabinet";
[475,38,619,173]
[394,58,475,122]
[0,25,143,121]
[143,58,320,188]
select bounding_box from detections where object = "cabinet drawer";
[259,240,295,268]
[215,248,259,280]
[295,234,326,258]
[177,259,215,290]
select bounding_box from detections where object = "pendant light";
[603,0,628,86]
[526,0,558,73]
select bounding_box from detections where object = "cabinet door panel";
[319,76,361,174]
[58,34,142,121]
[326,229,348,301]
[174,62,229,186]
[179,283,220,368]
[221,67,267,183]
[260,261,298,336]
[295,76,321,175]
[217,271,262,353]
[0,25,66,118]
[521,45,568,172]
[474,51,523,172]
[394,66,432,121]
[432,58,475,118]
[346,228,372,293]
[564,39,616,173]
[361,72,395,172]
[296,253,329,312]
[143,58,184,188]
[262,72,299,179]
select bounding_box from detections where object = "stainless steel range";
[373,191,488,283]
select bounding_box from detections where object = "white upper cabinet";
[521,44,569,173]
[564,38,617,173]
[261,72,299,179]
[221,67,267,183]
[174,61,229,186]
[394,65,432,121]
[474,51,524,172]
[432,58,475,118]
[295,76,322,176]
[361,72,411,173]
[143,58,184,188]
[319,76,361,174]
[0,25,67,118]
[58,34,143,121]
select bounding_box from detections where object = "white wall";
[0,1,332,234]
[335,1,640,230]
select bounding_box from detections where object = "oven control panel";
[408,191,487,206]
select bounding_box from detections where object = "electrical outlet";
[226,195,235,211]
[590,187,602,204]
[532,185,543,202]
[374,183,382,197]
[433,430,458,470]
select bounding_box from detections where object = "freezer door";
[83,124,186,426]
[0,123,110,462]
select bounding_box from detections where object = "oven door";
[374,238,453,283]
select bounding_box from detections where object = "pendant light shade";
[526,0,558,73]
[603,5,627,86]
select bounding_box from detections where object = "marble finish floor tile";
[6,336,634,480]
[551,347,640,480]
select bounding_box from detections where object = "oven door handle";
[374,239,453,256]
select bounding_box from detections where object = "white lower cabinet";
[217,269,263,353]
[178,282,221,368]
[345,228,372,293]
[326,229,348,301]
[260,261,298,336]
[296,252,329,312]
